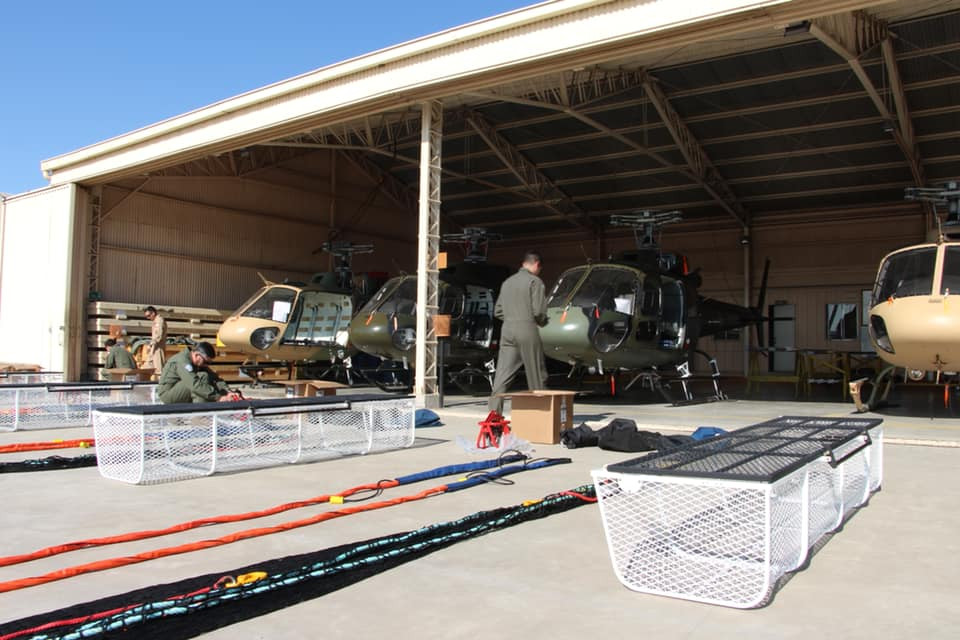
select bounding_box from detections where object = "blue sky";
[0,0,536,195]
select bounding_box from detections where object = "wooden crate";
[86,301,289,383]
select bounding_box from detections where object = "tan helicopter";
[216,242,385,381]
[851,181,960,411]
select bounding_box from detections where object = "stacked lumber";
[87,301,290,382]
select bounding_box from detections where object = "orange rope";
[0,438,94,454]
[0,484,445,593]
[0,479,400,569]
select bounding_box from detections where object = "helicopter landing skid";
[354,362,413,393]
[669,357,728,406]
[448,367,493,396]
[622,356,728,406]
[849,364,897,413]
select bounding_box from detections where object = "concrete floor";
[1,384,958,638]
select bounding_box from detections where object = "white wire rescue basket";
[0,382,158,431]
[0,371,64,384]
[592,416,883,608]
[93,394,415,484]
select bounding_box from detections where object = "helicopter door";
[281,291,351,346]
[575,268,638,353]
[460,284,495,348]
[635,277,659,340]
[657,281,685,350]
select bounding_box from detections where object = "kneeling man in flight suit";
[158,341,235,404]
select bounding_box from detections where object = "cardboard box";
[433,314,451,337]
[505,390,576,444]
[275,380,346,397]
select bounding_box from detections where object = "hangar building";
[1,0,958,406]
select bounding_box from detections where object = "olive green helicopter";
[539,210,768,404]
[347,228,512,393]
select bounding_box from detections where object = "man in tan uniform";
[144,306,168,373]
[487,251,549,415]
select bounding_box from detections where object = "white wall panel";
[0,185,76,370]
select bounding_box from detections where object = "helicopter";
[538,210,768,404]
[216,241,386,381]
[348,228,511,393]
[850,181,960,412]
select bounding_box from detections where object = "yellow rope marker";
[225,572,268,588]
[329,496,344,504]
[522,499,543,507]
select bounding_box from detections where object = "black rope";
[1,486,597,640]
[0,453,97,474]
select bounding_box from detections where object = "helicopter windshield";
[872,247,936,305]
[547,268,587,308]
[360,277,418,316]
[570,267,639,313]
[240,287,296,323]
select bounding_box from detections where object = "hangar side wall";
[0,185,78,372]
[95,153,418,311]
[491,211,925,376]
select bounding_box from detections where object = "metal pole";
[743,232,751,377]
[415,101,442,408]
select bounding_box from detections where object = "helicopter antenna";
[256,272,274,286]
[905,181,960,242]
[318,241,375,290]
[441,227,503,263]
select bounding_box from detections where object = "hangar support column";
[415,100,442,408]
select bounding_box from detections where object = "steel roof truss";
[809,10,926,187]
[464,111,593,230]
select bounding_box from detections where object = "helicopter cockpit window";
[376,278,418,316]
[359,277,418,316]
[546,268,586,308]
[940,246,960,295]
[241,287,296,322]
[359,278,399,315]
[570,268,640,313]
[873,247,936,305]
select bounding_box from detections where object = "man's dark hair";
[523,251,542,265]
[105,338,116,347]
[144,305,157,314]
[193,341,216,361]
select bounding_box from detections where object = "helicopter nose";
[349,314,395,358]
[539,307,591,356]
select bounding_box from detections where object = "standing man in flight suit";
[144,306,167,375]
[487,251,549,416]
[158,342,235,404]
